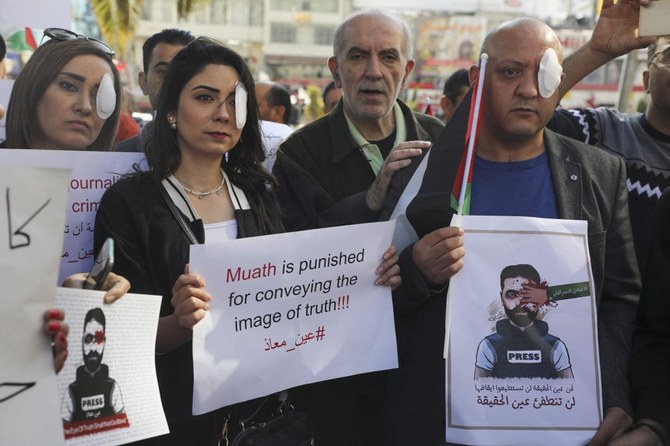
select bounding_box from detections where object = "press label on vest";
[81,394,105,410]
[507,350,541,363]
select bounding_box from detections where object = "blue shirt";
[470,151,558,218]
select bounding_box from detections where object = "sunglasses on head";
[650,50,670,69]
[41,27,115,57]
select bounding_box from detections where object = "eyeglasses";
[650,50,670,69]
[41,27,115,57]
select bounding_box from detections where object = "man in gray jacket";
[386,17,640,446]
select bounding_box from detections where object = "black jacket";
[94,172,282,442]
[273,99,444,231]
[630,187,670,431]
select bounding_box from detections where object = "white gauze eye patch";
[235,82,247,129]
[96,73,116,120]
[538,48,562,98]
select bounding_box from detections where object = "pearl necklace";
[176,175,225,200]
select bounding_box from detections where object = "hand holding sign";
[171,265,212,330]
[191,220,398,413]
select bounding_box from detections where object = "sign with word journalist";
[0,165,70,446]
[444,216,601,445]
[0,149,145,283]
[190,220,397,413]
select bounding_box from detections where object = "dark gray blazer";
[386,128,641,445]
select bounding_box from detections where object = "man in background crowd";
[550,35,666,271]
[115,28,195,152]
[439,68,470,124]
[255,80,293,125]
[322,80,342,114]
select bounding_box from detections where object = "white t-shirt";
[204,219,238,244]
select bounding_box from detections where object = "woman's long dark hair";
[146,37,279,233]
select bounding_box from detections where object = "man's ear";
[328,57,341,88]
[400,59,416,88]
[440,95,449,114]
[468,65,479,85]
[138,71,149,95]
[643,70,650,93]
[404,59,416,77]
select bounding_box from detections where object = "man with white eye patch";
[387,17,640,446]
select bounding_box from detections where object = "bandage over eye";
[538,48,562,98]
[235,82,247,129]
[96,73,116,120]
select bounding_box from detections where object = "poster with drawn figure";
[445,215,601,446]
[190,220,397,413]
[0,149,146,283]
[0,165,70,446]
[55,287,167,446]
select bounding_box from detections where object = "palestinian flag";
[424,101,434,116]
[6,28,38,52]
[380,55,487,240]
[449,68,485,216]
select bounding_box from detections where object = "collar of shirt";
[343,102,407,176]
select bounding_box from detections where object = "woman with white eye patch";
[94,38,401,444]
[1,34,130,373]
[4,30,121,151]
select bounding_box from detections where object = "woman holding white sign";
[1,31,130,293]
[94,37,399,444]
[92,38,286,444]
[0,32,130,371]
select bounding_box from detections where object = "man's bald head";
[481,18,563,65]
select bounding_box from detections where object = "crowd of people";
[1,0,669,444]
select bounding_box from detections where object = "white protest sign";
[0,165,70,446]
[0,0,70,29]
[0,149,145,283]
[190,220,397,413]
[445,215,600,445]
[259,120,293,173]
[55,287,168,446]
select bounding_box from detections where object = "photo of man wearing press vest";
[474,264,574,380]
[61,308,126,423]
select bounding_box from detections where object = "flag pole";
[456,53,488,217]
[444,53,488,364]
